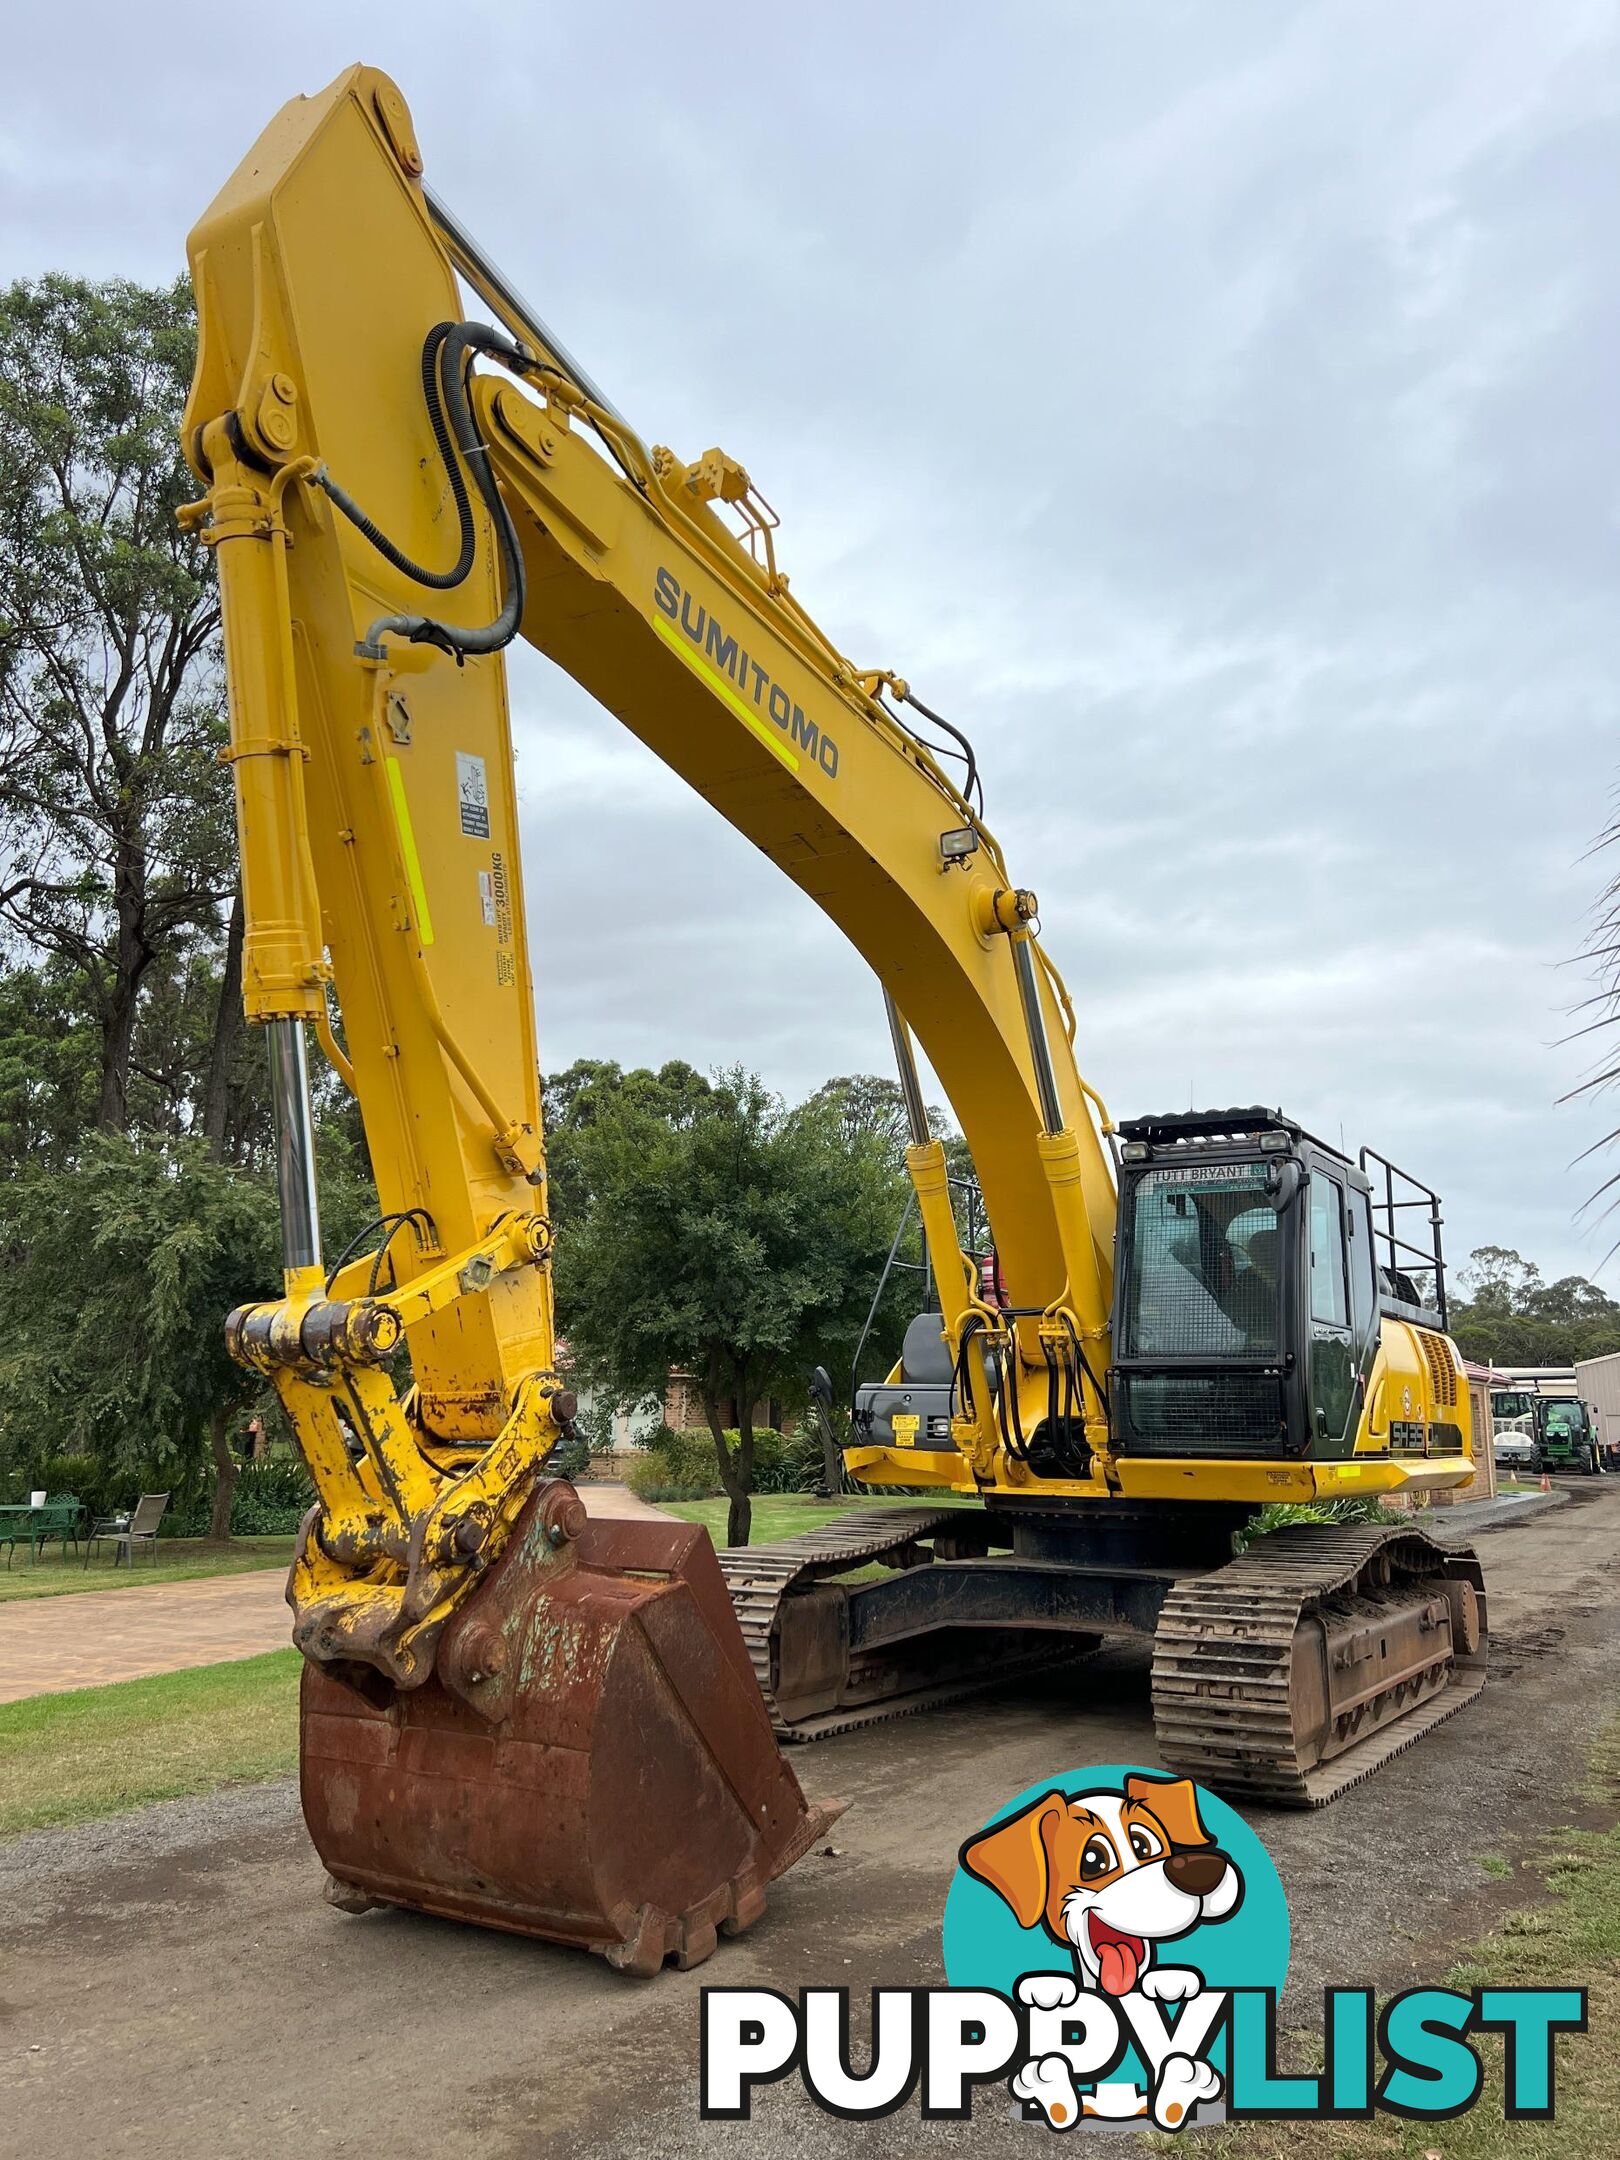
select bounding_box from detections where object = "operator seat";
[901,1311,954,1385]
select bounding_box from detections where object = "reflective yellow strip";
[652,614,799,772]
[384,757,435,946]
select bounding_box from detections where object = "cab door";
[1307,1170,1356,1450]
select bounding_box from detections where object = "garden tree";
[0,957,100,1170]
[0,273,237,1139]
[804,1072,920,1163]
[1447,1244,1620,1369]
[0,1135,277,1540]
[540,1056,713,1226]
[557,1067,908,1545]
[0,939,269,1173]
[1456,1245,1544,1314]
[802,1071,983,1287]
[0,1129,376,1539]
[120,914,272,1161]
[201,888,247,1152]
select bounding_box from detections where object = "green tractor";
[1532,1396,1604,1477]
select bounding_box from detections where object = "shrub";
[1236,1495,1406,1549]
[163,1457,316,1539]
[773,1424,830,1492]
[628,1435,719,1499]
[8,1453,115,1519]
[625,1426,824,1500]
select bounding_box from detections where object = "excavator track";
[1150,1522,1488,1807]
[716,1506,1079,1741]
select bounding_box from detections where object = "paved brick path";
[0,1570,291,1704]
[0,1485,670,1704]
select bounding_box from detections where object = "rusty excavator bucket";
[300,1483,843,1974]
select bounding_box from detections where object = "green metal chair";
[31,1494,83,1564]
[9,1495,83,1567]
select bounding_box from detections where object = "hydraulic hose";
[897,686,983,815]
[314,321,530,662]
[311,324,474,589]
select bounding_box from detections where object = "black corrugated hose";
[311,320,529,661]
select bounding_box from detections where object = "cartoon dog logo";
[960,1772,1244,2130]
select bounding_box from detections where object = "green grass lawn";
[0,1534,297,1604]
[0,1513,891,1843]
[662,1489,976,1547]
[0,1493,972,1839]
[0,1649,301,1837]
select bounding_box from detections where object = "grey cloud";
[6,0,1616,1276]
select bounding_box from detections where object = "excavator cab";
[859,1106,1443,1474]
[1110,1108,1383,1461]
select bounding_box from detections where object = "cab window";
[1124,1170,1281,1356]
[1347,1189,1377,1337]
[1309,1176,1348,1327]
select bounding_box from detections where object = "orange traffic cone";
[1541,1472,1551,1493]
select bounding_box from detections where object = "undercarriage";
[717,1504,1487,1803]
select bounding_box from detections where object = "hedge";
[163,1458,316,1539]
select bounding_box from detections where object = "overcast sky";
[6,2,1618,1282]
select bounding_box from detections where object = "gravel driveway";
[3,1484,1614,2159]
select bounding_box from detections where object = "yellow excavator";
[182,65,1487,1973]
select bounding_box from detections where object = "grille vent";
[1416,1330,1458,1409]
[1115,1370,1287,1458]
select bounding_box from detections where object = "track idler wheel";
[299,1483,843,1972]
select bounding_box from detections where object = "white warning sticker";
[456,752,490,839]
[478,869,495,927]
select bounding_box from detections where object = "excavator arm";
[182,62,1122,1693]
